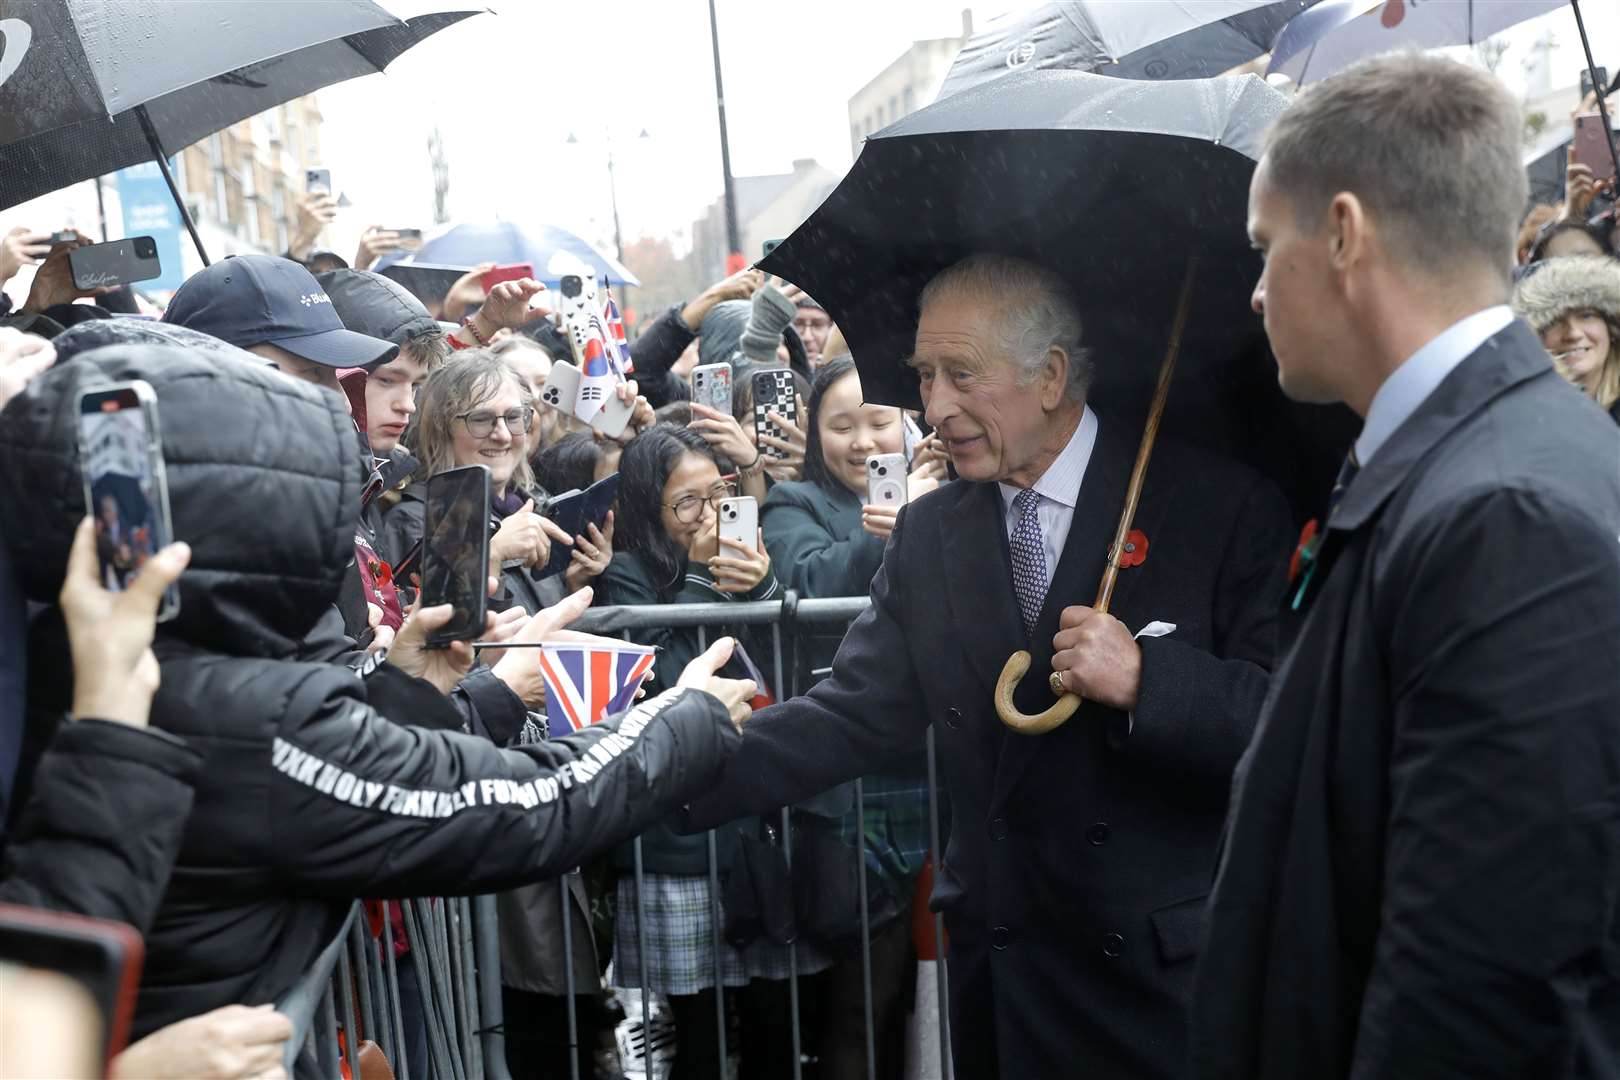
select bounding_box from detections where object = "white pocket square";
[1134,621,1177,640]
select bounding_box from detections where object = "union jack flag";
[602,289,633,374]
[538,641,658,737]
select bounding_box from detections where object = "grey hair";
[918,254,1092,401]
[1262,52,1526,285]
[413,348,535,493]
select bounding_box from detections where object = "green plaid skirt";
[612,873,831,996]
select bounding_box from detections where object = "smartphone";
[691,361,733,416]
[751,368,797,460]
[0,903,145,1066]
[68,237,160,291]
[539,473,620,578]
[420,464,491,645]
[539,359,582,414]
[306,168,332,195]
[902,414,924,464]
[590,388,636,439]
[387,227,424,241]
[1573,113,1617,184]
[481,263,535,291]
[50,229,76,245]
[867,453,908,508]
[1580,66,1608,102]
[718,495,758,552]
[762,238,785,259]
[78,382,178,620]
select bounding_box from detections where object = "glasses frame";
[663,482,731,524]
[455,406,533,439]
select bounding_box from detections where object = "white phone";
[691,362,733,416]
[538,359,581,414]
[717,495,758,552]
[589,387,635,439]
[866,453,908,508]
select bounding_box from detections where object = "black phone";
[762,238,784,259]
[0,902,146,1067]
[421,464,491,645]
[539,472,619,578]
[1580,66,1608,101]
[78,381,178,621]
[68,237,160,291]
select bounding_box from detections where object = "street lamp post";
[707,0,741,267]
[568,128,649,263]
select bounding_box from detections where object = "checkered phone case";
[753,370,797,459]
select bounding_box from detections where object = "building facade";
[847,13,972,159]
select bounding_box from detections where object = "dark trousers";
[815,916,916,1080]
[668,978,817,1080]
[500,987,596,1080]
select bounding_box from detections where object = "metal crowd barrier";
[283,595,953,1080]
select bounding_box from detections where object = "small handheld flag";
[539,641,658,738]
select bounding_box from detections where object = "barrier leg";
[349,916,378,1054]
[337,934,362,1080]
[318,982,341,1080]
[473,894,515,1080]
[855,777,878,1080]
[561,875,581,1080]
[383,908,410,1080]
[925,728,953,1080]
[404,899,462,1080]
[457,898,483,1080]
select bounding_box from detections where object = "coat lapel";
[940,480,1027,701]
[993,417,1136,799]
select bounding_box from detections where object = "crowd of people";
[0,43,1617,1080]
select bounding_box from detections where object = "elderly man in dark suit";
[1192,54,1620,1079]
[684,252,1292,1078]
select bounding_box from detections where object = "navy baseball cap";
[163,255,397,369]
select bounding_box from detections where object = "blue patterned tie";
[1010,488,1048,636]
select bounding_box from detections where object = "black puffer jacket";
[0,344,741,1038]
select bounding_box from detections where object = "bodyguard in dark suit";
[685,253,1293,1078]
[1193,54,1620,1079]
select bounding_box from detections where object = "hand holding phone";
[481,263,535,292]
[306,168,332,196]
[1572,113,1617,185]
[69,237,161,291]
[712,496,768,594]
[692,362,733,416]
[751,368,797,460]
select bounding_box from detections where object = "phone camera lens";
[877,466,888,476]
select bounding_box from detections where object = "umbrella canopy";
[1269,0,1565,85]
[936,0,1318,99]
[377,221,641,288]
[0,3,480,211]
[761,68,1356,521]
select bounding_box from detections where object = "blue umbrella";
[377,221,640,287]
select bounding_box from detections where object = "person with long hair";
[760,358,944,1079]
[1513,253,1620,422]
[598,423,830,1080]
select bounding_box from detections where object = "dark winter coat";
[0,344,741,1039]
[683,415,1293,1080]
[1191,321,1620,1080]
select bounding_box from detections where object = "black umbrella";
[760,69,1356,731]
[936,0,1319,100]
[0,2,480,262]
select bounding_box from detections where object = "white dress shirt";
[1354,305,1515,465]
[998,406,1099,589]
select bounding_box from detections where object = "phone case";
[539,360,582,414]
[0,903,145,1065]
[68,238,161,291]
[481,263,534,291]
[306,169,331,194]
[590,388,636,439]
[692,362,733,415]
[718,496,758,552]
[751,368,797,459]
[422,465,491,645]
[1574,114,1617,182]
[867,453,908,508]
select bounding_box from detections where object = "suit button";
[945,707,962,729]
[1102,933,1124,958]
[1087,822,1109,846]
[989,816,1007,841]
[991,926,1010,950]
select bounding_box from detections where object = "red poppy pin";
[1118,529,1149,569]
[1289,518,1320,585]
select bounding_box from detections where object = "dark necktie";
[1009,488,1048,636]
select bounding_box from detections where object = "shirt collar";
[1355,305,1514,465]
[999,405,1098,510]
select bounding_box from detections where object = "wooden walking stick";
[996,258,1199,734]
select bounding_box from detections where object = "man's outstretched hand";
[677,636,756,731]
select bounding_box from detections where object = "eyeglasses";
[664,483,730,524]
[456,408,532,439]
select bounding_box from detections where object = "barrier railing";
[286,594,952,1080]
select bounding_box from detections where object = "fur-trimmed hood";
[1512,254,1620,334]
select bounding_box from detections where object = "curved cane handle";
[994,650,1081,735]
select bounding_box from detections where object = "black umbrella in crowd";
[0,1,481,262]
[762,68,1357,732]
[763,68,1355,528]
[935,0,1320,100]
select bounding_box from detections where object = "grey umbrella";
[0,2,480,261]
[935,0,1318,101]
